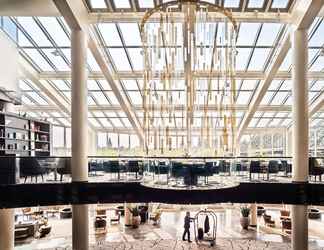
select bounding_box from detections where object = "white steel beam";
[310,91,324,117]
[237,0,324,141]
[38,70,324,80]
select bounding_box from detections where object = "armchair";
[20,157,47,183]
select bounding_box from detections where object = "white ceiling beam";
[237,0,324,141]
[53,0,144,144]
[18,104,301,113]
[38,70,324,81]
[89,12,291,23]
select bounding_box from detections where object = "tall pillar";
[71,28,89,250]
[291,28,309,250]
[0,209,14,250]
[250,203,257,227]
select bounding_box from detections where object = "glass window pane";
[88,80,101,90]
[128,91,142,105]
[53,126,64,147]
[138,0,154,8]
[105,91,119,105]
[224,0,240,8]
[123,80,139,90]
[108,48,132,71]
[309,21,324,47]
[119,23,141,46]
[92,92,110,105]
[38,17,70,46]
[272,0,289,8]
[98,118,112,127]
[119,134,129,148]
[128,48,143,70]
[114,0,131,8]
[87,49,101,71]
[260,91,273,105]
[270,92,288,105]
[42,49,70,71]
[237,23,260,46]
[236,48,251,70]
[51,80,70,90]
[90,0,107,8]
[3,17,17,42]
[27,92,48,105]
[98,23,122,46]
[17,17,52,46]
[98,80,111,90]
[97,132,107,148]
[236,91,252,105]
[248,0,264,8]
[257,23,282,46]
[23,49,53,71]
[248,48,271,71]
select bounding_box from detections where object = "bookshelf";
[0,112,51,156]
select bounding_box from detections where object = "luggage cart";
[193,210,217,247]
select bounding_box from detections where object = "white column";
[71,28,89,250]
[0,209,14,250]
[291,28,309,250]
[250,203,257,227]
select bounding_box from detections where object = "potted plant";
[240,206,250,230]
[128,207,141,228]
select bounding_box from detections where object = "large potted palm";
[240,206,250,230]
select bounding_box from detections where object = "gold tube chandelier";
[140,0,238,156]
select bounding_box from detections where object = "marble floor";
[14,204,324,250]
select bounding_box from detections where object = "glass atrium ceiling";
[0,0,323,133]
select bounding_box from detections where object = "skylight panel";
[113,0,131,8]
[97,23,122,46]
[89,118,101,128]
[110,118,124,127]
[236,91,252,105]
[38,17,70,46]
[310,81,324,91]
[92,92,110,105]
[17,17,52,47]
[236,48,251,70]
[310,56,324,71]
[93,111,105,117]
[224,0,240,8]
[240,80,258,91]
[90,0,107,8]
[283,95,292,105]
[42,49,70,71]
[105,91,119,105]
[281,118,291,127]
[257,118,271,127]
[128,48,143,70]
[87,96,96,105]
[248,0,264,8]
[268,119,282,127]
[271,0,289,8]
[27,92,48,105]
[51,80,70,91]
[260,91,273,105]
[270,92,288,105]
[19,80,33,91]
[257,23,282,46]
[98,118,112,127]
[18,30,32,46]
[248,48,271,71]
[128,91,143,105]
[279,80,291,90]
[121,118,132,127]
[119,23,141,46]
[22,96,34,105]
[108,48,132,71]
[123,80,139,90]
[23,49,53,71]
[98,80,111,90]
[249,118,259,127]
[237,23,261,46]
[57,118,70,126]
[268,80,282,90]
[138,0,154,8]
[88,80,101,90]
[309,20,324,47]
[62,91,71,101]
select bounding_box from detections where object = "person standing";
[182,211,193,242]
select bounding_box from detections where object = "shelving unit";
[0,112,51,156]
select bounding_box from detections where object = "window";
[53,126,64,147]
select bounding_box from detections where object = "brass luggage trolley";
[193,210,217,247]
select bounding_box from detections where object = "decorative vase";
[132,215,141,228]
[240,216,250,230]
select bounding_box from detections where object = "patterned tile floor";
[14,205,324,250]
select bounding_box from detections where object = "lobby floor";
[14,204,324,250]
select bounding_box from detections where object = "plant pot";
[132,215,141,228]
[240,216,250,230]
